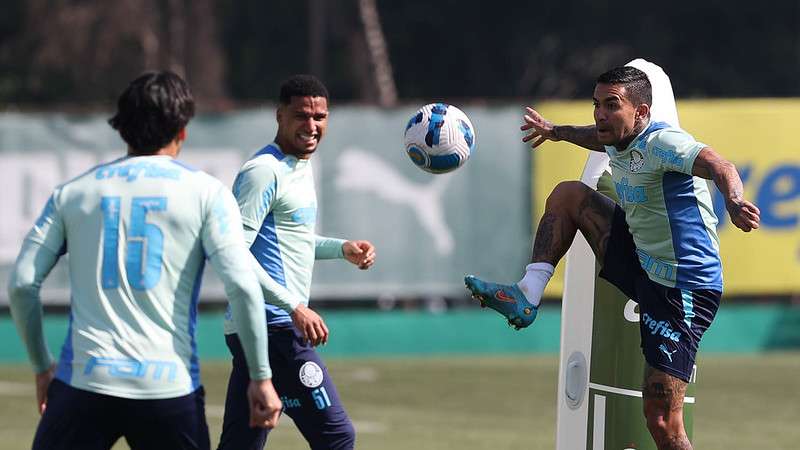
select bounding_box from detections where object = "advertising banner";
[0,107,531,303]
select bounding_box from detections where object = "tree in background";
[0,0,228,108]
[1,0,799,107]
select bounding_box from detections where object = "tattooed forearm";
[553,125,605,152]
[693,147,744,204]
[711,161,744,204]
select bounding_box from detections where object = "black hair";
[108,70,195,155]
[279,74,329,105]
[596,66,652,107]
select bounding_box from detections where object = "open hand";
[521,107,558,149]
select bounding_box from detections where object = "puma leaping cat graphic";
[335,147,454,255]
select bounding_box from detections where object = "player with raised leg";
[7,71,282,450]
[465,66,759,450]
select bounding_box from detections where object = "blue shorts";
[599,205,721,382]
[32,379,209,450]
[218,326,355,450]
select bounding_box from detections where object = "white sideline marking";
[206,405,386,433]
[589,382,696,404]
[348,367,379,382]
[592,394,605,450]
[351,420,388,433]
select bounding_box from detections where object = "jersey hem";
[55,377,199,400]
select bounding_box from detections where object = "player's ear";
[176,128,187,143]
[276,105,283,123]
[635,103,650,121]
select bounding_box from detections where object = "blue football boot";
[464,275,537,330]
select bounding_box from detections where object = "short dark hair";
[596,66,652,107]
[108,71,195,154]
[279,74,329,105]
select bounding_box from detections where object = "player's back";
[45,155,224,399]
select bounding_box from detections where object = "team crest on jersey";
[299,361,324,388]
[630,149,645,172]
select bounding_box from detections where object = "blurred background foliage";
[1,0,798,109]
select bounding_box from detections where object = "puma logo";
[659,343,677,362]
[335,148,454,255]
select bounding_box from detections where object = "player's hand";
[291,304,329,346]
[247,379,282,429]
[726,198,760,232]
[35,364,56,415]
[342,240,376,270]
[521,107,559,149]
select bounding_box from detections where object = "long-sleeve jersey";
[225,143,345,333]
[8,155,271,399]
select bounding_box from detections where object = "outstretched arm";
[316,236,376,270]
[692,147,760,232]
[521,107,605,152]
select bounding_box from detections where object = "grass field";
[0,354,797,449]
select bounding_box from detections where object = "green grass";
[0,354,797,449]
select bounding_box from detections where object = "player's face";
[276,95,328,159]
[593,83,638,146]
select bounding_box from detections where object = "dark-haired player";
[8,71,282,450]
[217,74,376,450]
[465,66,759,449]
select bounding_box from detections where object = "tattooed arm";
[692,147,760,232]
[521,106,605,152]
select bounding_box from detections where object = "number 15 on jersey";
[101,196,167,290]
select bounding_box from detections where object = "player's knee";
[546,181,589,211]
[338,419,356,449]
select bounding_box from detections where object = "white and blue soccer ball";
[403,103,476,174]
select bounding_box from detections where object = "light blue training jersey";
[9,155,270,399]
[225,143,345,332]
[605,121,722,291]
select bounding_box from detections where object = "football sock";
[516,262,555,307]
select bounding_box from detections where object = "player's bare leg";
[643,365,693,450]
[530,180,615,265]
[466,181,615,328]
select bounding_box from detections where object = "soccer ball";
[403,103,476,174]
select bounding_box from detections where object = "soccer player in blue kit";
[7,71,282,450]
[466,66,760,450]
[217,75,376,450]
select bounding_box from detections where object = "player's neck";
[274,136,313,160]
[615,119,649,152]
[127,140,182,158]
